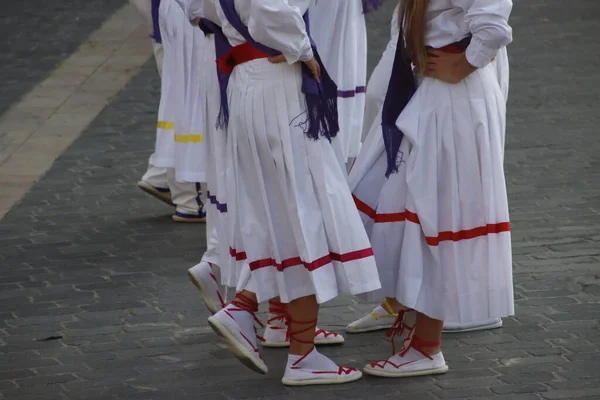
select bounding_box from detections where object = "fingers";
[313,62,321,83]
[426,49,443,58]
[268,55,286,64]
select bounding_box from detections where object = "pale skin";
[268,54,321,83]
[424,49,487,83]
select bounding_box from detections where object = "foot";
[188,262,225,314]
[443,318,503,333]
[262,320,344,347]
[345,302,397,333]
[363,347,448,378]
[282,348,362,386]
[208,303,268,375]
[137,181,174,207]
[172,209,206,223]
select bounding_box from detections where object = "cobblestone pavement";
[0,0,123,119]
[1,1,600,399]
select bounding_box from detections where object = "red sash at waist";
[216,42,272,75]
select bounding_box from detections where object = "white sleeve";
[173,0,192,19]
[203,0,220,23]
[452,0,513,68]
[247,0,313,64]
[187,0,204,18]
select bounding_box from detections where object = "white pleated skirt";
[350,65,514,324]
[309,0,367,160]
[173,20,208,183]
[154,0,185,168]
[201,35,232,281]
[224,58,381,304]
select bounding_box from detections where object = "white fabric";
[351,62,514,323]
[425,0,513,68]
[363,4,510,139]
[201,34,231,277]
[130,0,167,184]
[206,0,381,304]
[226,59,380,304]
[364,348,447,377]
[154,0,184,168]
[174,0,229,279]
[141,153,169,189]
[173,14,208,183]
[214,0,313,63]
[168,169,205,215]
[309,0,367,160]
[352,5,513,324]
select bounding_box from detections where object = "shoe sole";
[137,182,174,207]
[262,336,345,348]
[188,270,220,315]
[345,324,393,334]
[442,320,503,333]
[282,371,362,386]
[208,316,268,375]
[363,364,448,378]
[172,215,206,223]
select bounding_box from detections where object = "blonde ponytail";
[399,0,430,74]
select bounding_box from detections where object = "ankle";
[410,336,442,356]
[289,343,314,356]
[418,345,442,356]
[383,298,402,314]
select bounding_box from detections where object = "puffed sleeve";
[202,0,220,23]
[247,0,313,64]
[453,0,513,68]
[187,0,204,18]
[173,0,191,19]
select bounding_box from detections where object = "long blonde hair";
[399,0,430,74]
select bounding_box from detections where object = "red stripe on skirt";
[229,246,374,272]
[353,195,510,246]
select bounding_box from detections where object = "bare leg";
[287,295,319,355]
[240,290,258,304]
[383,297,404,313]
[414,312,443,355]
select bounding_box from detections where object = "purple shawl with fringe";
[203,0,339,142]
[151,0,162,43]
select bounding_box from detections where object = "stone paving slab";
[0,0,124,118]
[0,4,154,220]
[1,1,600,399]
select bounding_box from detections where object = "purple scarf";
[151,0,162,43]
[205,0,339,142]
[381,34,472,177]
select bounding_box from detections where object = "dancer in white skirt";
[347,3,510,335]
[308,0,377,165]
[166,0,229,314]
[349,0,514,378]
[129,0,165,73]
[202,0,381,386]
[182,0,353,349]
[131,0,171,206]
[138,0,207,222]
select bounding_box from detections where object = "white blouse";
[425,0,513,68]
[173,0,204,19]
[204,0,313,64]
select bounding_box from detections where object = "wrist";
[460,54,478,77]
